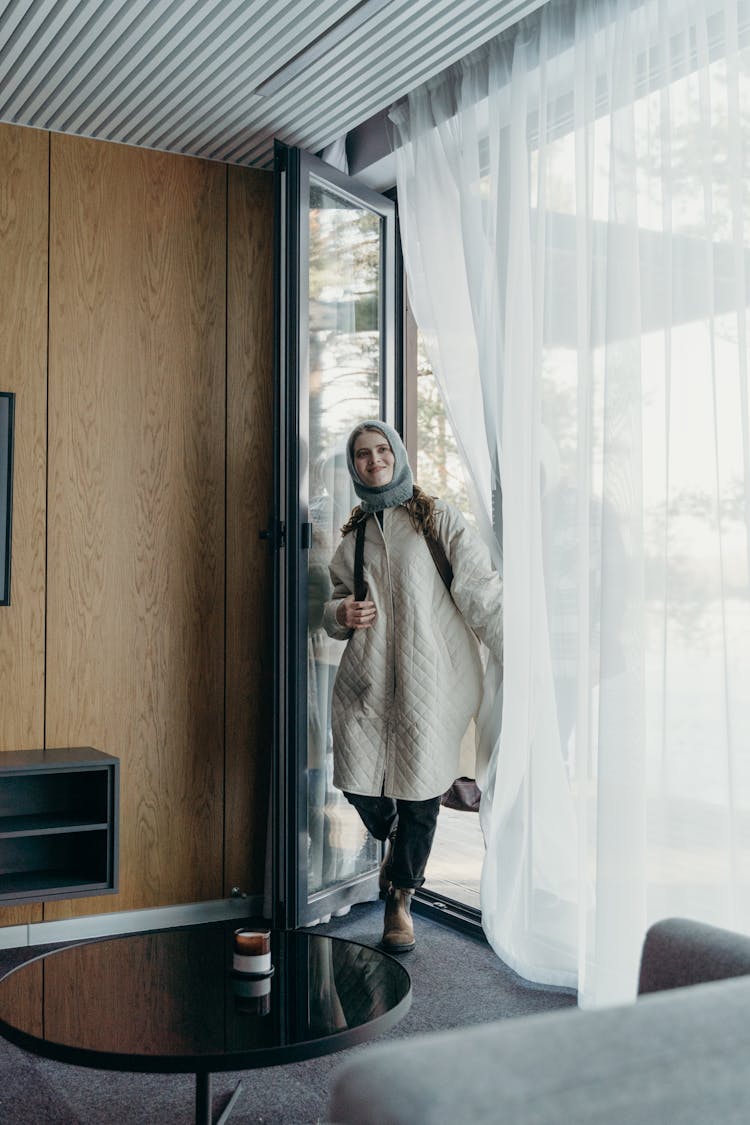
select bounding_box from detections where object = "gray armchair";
[637,915,750,993]
[328,918,750,1124]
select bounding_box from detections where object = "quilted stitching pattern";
[323,503,503,801]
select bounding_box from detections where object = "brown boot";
[381,886,415,953]
[379,831,397,895]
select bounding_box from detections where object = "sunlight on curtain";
[391,0,750,1005]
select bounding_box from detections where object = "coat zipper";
[375,510,397,792]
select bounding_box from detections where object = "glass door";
[273,143,398,928]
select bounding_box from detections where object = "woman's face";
[353,430,395,487]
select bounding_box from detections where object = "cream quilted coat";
[322,501,503,801]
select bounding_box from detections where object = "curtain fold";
[391,0,750,1005]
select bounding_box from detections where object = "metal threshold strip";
[413,887,486,942]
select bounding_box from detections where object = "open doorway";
[414,337,485,913]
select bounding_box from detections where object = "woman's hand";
[336,594,377,629]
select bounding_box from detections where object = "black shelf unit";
[0,747,119,904]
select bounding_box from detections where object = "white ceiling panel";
[0,0,547,168]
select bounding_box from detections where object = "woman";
[323,420,503,952]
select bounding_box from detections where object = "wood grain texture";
[43,931,224,1053]
[0,959,43,1037]
[45,135,227,917]
[225,166,275,896]
[0,124,49,929]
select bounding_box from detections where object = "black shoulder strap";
[354,517,368,602]
[425,531,453,593]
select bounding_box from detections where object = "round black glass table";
[0,920,412,1125]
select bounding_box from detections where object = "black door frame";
[271,146,486,940]
[271,141,399,929]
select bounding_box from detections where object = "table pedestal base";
[195,1073,244,1125]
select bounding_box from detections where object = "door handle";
[259,518,285,550]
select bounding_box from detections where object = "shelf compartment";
[0,814,109,838]
[0,768,110,826]
[0,870,111,899]
[0,748,119,904]
[0,830,110,889]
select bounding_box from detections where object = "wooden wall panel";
[45,136,227,917]
[0,960,42,1037]
[0,124,48,929]
[225,167,274,895]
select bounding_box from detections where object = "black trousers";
[344,791,441,890]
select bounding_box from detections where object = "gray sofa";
[328,918,750,1124]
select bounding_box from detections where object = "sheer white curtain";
[391,0,750,1006]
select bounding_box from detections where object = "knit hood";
[345,420,414,513]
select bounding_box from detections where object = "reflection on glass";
[307,179,381,896]
[307,937,407,1036]
[0,925,411,1059]
[35,930,225,1056]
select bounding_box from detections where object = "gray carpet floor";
[0,903,576,1124]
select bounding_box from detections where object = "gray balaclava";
[345,420,414,513]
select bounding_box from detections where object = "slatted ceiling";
[1,0,124,121]
[215,0,534,166]
[0,0,547,168]
[86,0,316,142]
[56,2,253,137]
[236,0,515,164]
[208,0,550,165]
